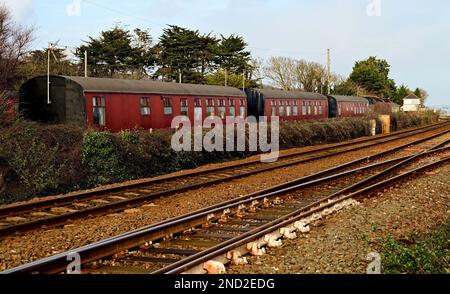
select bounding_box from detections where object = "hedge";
[0,113,439,204]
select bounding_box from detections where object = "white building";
[401,93,422,112]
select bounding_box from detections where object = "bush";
[82,131,130,185]
[279,118,371,148]
[380,223,449,274]
[391,111,440,131]
[0,122,67,199]
[0,113,438,203]
[0,92,16,127]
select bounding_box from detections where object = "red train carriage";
[246,89,329,121]
[327,95,369,118]
[19,76,247,132]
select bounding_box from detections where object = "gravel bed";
[0,129,449,270]
[228,163,450,274]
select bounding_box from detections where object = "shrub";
[0,122,66,198]
[391,111,439,131]
[81,131,129,185]
[7,139,63,195]
[279,118,371,148]
[0,92,16,127]
[380,223,449,274]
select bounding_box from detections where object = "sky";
[1,0,449,107]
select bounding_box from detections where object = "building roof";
[60,76,247,97]
[255,88,328,100]
[403,93,421,100]
[328,95,369,103]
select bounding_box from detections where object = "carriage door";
[92,96,106,128]
[140,96,151,129]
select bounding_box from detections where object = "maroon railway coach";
[246,88,329,121]
[19,76,247,132]
[327,95,369,118]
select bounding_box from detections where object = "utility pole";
[179,69,182,84]
[326,48,331,95]
[84,50,88,77]
[242,70,245,91]
[47,43,53,105]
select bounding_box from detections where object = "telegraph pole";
[84,50,88,77]
[326,48,331,95]
[47,43,52,104]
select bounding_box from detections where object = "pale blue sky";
[2,0,449,107]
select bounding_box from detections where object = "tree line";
[0,5,427,105]
[264,56,428,105]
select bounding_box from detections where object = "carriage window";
[293,100,298,116]
[180,98,188,117]
[314,105,318,115]
[279,102,285,117]
[163,97,173,115]
[206,98,215,117]
[286,101,291,116]
[140,97,150,116]
[239,99,246,118]
[218,99,226,119]
[271,100,276,116]
[194,98,202,121]
[319,105,323,115]
[93,96,105,126]
[229,99,236,117]
[308,104,312,115]
[302,101,307,116]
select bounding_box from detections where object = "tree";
[18,48,80,82]
[391,84,411,105]
[295,60,327,93]
[414,88,428,105]
[76,26,155,78]
[0,5,33,90]
[154,25,205,83]
[264,56,339,93]
[333,79,358,96]
[349,56,396,98]
[197,33,219,77]
[215,34,251,85]
[264,57,298,90]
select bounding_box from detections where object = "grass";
[380,222,450,274]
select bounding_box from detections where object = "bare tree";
[264,56,298,90]
[0,5,34,90]
[295,60,326,92]
[264,56,339,94]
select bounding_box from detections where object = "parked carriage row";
[18,76,375,132]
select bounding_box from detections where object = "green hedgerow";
[81,131,129,185]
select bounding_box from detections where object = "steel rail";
[158,155,450,274]
[0,125,448,238]
[0,122,446,219]
[2,143,449,274]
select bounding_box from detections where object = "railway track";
[2,135,449,274]
[0,122,448,238]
